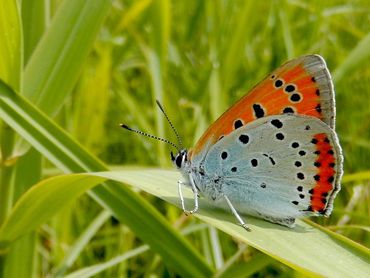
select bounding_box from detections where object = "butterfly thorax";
[173,147,227,203]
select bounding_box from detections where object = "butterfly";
[122,54,343,231]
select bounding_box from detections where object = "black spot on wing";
[271,119,283,128]
[274,79,284,88]
[251,159,258,167]
[234,119,243,129]
[238,134,249,144]
[221,151,228,160]
[275,133,284,140]
[291,142,299,148]
[253,104,265,118]
[284,84,296,93]
[282,107,294,114]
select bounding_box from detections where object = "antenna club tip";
[156,100,164,109]
[120,123,130,130]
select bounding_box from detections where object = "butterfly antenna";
[155,100,184,149]
[120,124,180,152]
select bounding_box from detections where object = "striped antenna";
[155,100,183,149]
[120,124,180,152]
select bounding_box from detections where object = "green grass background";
[0,0,369,277]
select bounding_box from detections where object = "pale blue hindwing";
[190,114,342,226]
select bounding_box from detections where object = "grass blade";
[333,31,370,83]
[23,0,111,116]
[0,0,21,91]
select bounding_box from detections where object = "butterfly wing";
[200,114,342,224]
[190,55,335,158]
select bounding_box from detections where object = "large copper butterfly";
[122,55,343,231]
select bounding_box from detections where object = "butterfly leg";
[224,195,251,231]
[178,179,199,215]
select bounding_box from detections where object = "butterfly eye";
[175,154,183,168]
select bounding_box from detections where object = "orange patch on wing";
[310,133,336,213]
[190,61,324,158]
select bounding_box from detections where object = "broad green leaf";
[0,169,369,276]
[92,170,370,277]
[0,79,213,277]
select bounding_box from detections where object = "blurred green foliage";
[0,0,369,277]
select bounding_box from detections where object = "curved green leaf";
[94,169,370,277]
[0,169,368,276]
[0,174,106,245]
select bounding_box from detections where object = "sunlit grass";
[0,0,369,277]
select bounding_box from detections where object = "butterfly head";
[171,149,188,169]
